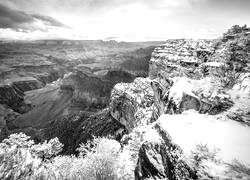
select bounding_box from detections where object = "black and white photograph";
[0,0,250,179]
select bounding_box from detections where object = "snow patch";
[158,110,250,164]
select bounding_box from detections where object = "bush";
[31,137,63,159]
[0,133,135,180]
[0,133,63,180]
[77,137,121,180]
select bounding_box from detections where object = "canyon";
[0,40,162,144]
[0,25,250,179]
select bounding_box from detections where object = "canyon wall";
[109,25,250,179]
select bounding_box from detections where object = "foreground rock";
[110,25,250,179]
[146,25,250,179]
[110,78,154,131]
[135,124,197,180]
[110,78,198,179]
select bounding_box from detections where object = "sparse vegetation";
[228,160,250,176]
[0,133,135,180]
[190,144,250,179]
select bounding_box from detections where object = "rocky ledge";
[110,25,250,179]
[110,78,154,131]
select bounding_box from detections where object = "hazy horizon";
[0,0,249,41]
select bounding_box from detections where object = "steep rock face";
[142,25,250,179]
[0,104,20,140]
[102,69,136,83]
[110,25,250,179]
[151,77,233,117]
[0,84,23,107]
[110,78,154,131]
[0,69,63,114]
[5,77,44,92]
[35,70,62,85]
[149,40,213,80]
[60,70,136,113]
[135,124,197,180]
[61,71,114,112]
[43,108,127,154]
[148,33,250,116]
[9,79,73,130]
[0,84,30,113]
[109,77,197,179]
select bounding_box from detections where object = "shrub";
[0,133,40,180]
[0,133,135,180]
[227,160,250,176]
[190,143,219,167]
[77,137,121,180]
[31,137,63,159]
[0,133,63,180]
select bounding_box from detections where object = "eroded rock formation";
[135,124,197,180]
[109,25,250,179]
[110,78,154,131]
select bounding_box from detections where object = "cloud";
[0,3,69,31]
[31,14,69,28]
[188,0,250,14]
[0,0,249,40]
[0,0,179,17]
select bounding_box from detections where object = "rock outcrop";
[109,25,250,179]
[61,70,136,112]
[5,77,44,92]
[0,84,31,113]
[0,70,63,114]
[35,70,62,85]
[148,26,250,117]
[110,78,154,131]
[0,104,20,140]
[44,108,127,154]
[135,124,197,180]
[110,78,198,179]
[151,77,234,117]
[149,39,213,80]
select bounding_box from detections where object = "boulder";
[135,124,197,180]
[110,78,154,131]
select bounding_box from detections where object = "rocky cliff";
[0,70,62,113]
[2,69,138,150]
[109,25,250,179]
[110,78,154,131]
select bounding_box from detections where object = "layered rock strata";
[110,25,250,179]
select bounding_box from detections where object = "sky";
[0,0,249,41]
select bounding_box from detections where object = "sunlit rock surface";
[135,124,197,180]
[110,78,154,131]
[149,25,250,119]
[123,25,250,179]
[149,39,213,79]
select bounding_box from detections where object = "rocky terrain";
[0,40,162,142]
[0,25,249,179]
[108,25,250,179]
